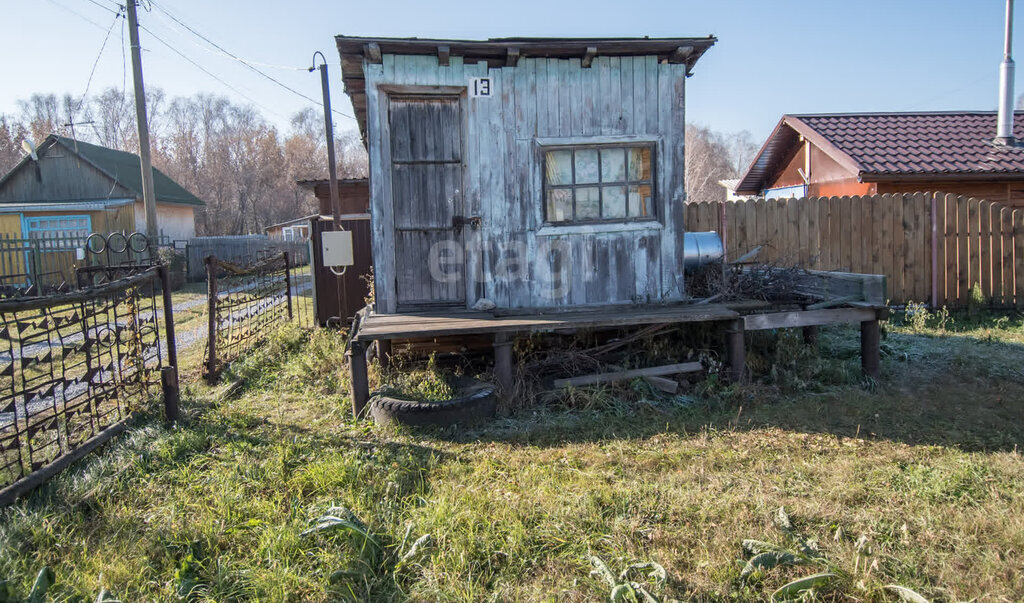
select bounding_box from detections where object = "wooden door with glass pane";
[388,95,466,309]
[543,144,654,224]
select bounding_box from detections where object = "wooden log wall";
[685,192,1024,307]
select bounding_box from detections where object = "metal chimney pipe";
[997,0,1016,144]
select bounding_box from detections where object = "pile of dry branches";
[687,260,820,305]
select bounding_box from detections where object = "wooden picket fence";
[685,192,1024,308]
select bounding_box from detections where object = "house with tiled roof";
[0,134,204,242]
[734,112,1024,207]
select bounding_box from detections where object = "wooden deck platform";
[353,303,743,341]
[346,302,887,418]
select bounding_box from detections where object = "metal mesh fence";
[203,250,314,383]
[0,269,169,492]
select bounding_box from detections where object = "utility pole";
[311,52,342,227]
[125,0,159,240]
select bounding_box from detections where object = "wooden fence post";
[157,265,180,421]
[348,339,369,417]
[493,332,514,400]
[725,319,746,383]
[205,255,219,385]
[719,201,728,262]
[861,316,881,379]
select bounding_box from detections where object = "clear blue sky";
[0,0,1015,142]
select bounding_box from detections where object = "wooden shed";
[334,37,898,419]
[335,36,715,314]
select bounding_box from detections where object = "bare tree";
[726,130,758,176]
[685,124,733,203]
[17,93,81,144]
[685,124,760,203]
[90,87,135,150]
[0,116,29,176]
[3,89,368,236]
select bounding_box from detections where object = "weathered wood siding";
[365,54,688,313]
[0,146,135,203]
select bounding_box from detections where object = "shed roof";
[735,111,1024,194]
[0,135,205,206]
[335,35,716,141]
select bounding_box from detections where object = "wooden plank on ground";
[643,375,679,394]
[743,307,877,331]
[553,362,702,388]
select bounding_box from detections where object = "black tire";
[369,385,496,427]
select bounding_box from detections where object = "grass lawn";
[0,309,1022,601]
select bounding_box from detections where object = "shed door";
[388,95,465,309]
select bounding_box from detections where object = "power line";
[146,0,355,121]
[148,6,306,72]
[82,0,121,16]
[138,24,288,119]
[44,0,108,30]
[73,7,124,122]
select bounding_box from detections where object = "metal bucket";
[683,231,724,271]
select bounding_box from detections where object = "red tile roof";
[735,111,1024,194]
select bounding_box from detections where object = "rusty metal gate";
[0,266,179,506]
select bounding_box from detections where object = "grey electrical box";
[322,230,354,267]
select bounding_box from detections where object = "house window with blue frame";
[24,216,91,251]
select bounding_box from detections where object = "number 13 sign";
[469,77,492,98]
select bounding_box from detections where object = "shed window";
[25,215,91,250]
[543,144,655,223]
